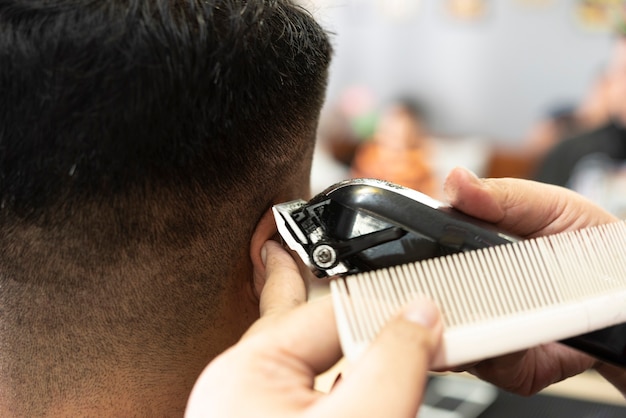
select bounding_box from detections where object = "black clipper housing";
[273,178,517,278]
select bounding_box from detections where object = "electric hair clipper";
[272,178,626,368]
[272,178,518,278]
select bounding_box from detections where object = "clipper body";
[273,178,517,278]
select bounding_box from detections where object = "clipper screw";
[312,244,337,269]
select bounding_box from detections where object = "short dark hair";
[0,0,331,413]
[1,0,331,214]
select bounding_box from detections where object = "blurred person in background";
[524,70,611,163]
[350,97,439,197]
[534,33,626,202]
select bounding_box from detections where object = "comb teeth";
[330,221,626,368]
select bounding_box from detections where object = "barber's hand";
[444,166,626,397]
[185,240,443,417]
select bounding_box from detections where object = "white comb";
[330,221,626,369]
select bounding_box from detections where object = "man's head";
[0,0,331,415]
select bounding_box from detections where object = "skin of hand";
[185,240,443,418]
[443,166,626,397]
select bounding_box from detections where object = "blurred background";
[300,0,626,218]
[300,2,626,415]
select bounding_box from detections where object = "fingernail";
[403,298,440,328]
[458,166,480,184]
[261,242,268,266]
[331,373,343,389]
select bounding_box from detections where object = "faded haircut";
[0,0,331,412]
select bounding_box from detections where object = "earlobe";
[250,209,279,298]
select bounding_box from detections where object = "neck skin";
[0,261,260,418]
[0,362,200,418]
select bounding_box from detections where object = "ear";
[250,209,278,298]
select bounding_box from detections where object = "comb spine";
[432,289,626,369]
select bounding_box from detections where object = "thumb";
[322,298,443,417]
[257,240,308,318]
[443,166,617,236]
[243,240,308,340]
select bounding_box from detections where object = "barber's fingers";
[247,295,343,375]
[596,362,626,398]
[320,298,443,417]
[443,166,617,237]
[257,240,308,318]
[247,239,341,371]
[468,344,596,396]
[443,166,563,234]
[247,241,341,371]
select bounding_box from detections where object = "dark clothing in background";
[533,121,626,187]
